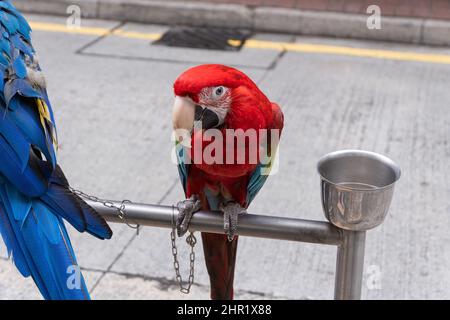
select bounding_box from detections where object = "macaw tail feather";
[0,180,90,300]
[201,232,238,300]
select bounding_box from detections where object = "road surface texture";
[0,13,449,300]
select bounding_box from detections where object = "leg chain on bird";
[171,205,197,294]
[69,187,141,235]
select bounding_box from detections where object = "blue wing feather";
[5,182,31,221]
[0,10,19,34]
[0,2,30,41]
[175,141,189,194]
[0,133,47,196]
[246,163,270,205]
[4,78,44,107]
[3,99,53,165]
[31,199,61,244]
[246,104,283,207]
[0,111,30,171]
[12,54,26,78]
[0,200,30,276]
[246,148,280,206]
[0,68,4,89]
[11,34,33,57]
[0,52,7,67]
[0,35,10,57]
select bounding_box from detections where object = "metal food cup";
[317,150,401,231]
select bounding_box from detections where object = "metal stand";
[87,200,368,300]
[334,230,366,300]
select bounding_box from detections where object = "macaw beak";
[172,96,221,132]
[172,96,195,146]
[172,96,196,131]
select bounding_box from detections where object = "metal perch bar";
[87,200,365,300]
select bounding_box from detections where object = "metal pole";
[88,200,371,299]
[334,230,366,300]
[87,200,343,245]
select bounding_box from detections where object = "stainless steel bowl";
[317,150,401,231]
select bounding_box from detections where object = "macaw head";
[172,64,268,135]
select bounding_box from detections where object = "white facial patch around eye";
[201,86,230,104]
[197,86,231,126]
[212,86,226,99]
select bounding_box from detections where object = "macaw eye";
[214,86,225,97]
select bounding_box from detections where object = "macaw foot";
[176,195,202,237]
[220,202,247,242]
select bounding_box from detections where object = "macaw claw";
[220,202,246,242]
[176,195,202,237]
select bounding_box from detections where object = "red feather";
[174,64,284,299]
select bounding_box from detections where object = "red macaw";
[172,64,284,300]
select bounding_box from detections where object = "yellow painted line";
[111,29,161,40]
[29,21,162,40]
[29,21,450,65]
[245,39,450,65]
[29,21,110,36]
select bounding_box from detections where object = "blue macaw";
[0,1,112,299]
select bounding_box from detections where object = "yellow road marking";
[29,21,450,65]
[245,39,450,65]
[228,39,243,47]
[112,29,161,40]
[29,21,110,36]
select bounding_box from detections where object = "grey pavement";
[0,13,449,300]
[12,0,450,46]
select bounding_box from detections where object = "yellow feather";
[36,99,58,151]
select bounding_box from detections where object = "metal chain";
[69,187,195,293]
[171,205,196,294]
[69,187,141,235]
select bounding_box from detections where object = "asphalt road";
[0,13,449,300]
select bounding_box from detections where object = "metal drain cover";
[153,26,252,51]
